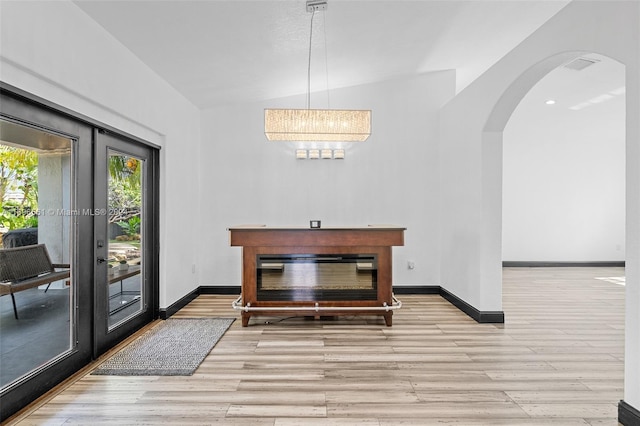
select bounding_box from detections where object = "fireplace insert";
[256,254,378,301]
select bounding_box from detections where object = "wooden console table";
[229,226,405,327]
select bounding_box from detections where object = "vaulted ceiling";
[73,0,574,109]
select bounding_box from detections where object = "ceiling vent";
[564,57,599,71]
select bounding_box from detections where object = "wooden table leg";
[241,312,250,327]
[384,313,393,327]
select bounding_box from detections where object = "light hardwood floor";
[8,267,625,425]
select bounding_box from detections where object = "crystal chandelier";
[264,0,371,142]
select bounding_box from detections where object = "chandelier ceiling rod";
[307,9,315,109]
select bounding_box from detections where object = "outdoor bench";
[0,244,70,319]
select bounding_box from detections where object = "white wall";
[198,71,456,288]
[503,58,626,262]
[0,1,202,307]
[439,0,639,411]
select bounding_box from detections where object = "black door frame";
[0,83,160,421]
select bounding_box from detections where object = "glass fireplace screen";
[256,254,378,301]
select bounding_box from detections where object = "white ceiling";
[73,0,574,109]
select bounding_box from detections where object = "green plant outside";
[116,216,141,237]
[1,146,39,231]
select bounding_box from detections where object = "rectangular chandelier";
[265,109,371,142]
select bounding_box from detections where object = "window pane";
[0,120,74,389]
[107,151,143,329]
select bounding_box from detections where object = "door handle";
[97,257,107,264]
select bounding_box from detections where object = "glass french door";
[0,92,94,421]
[93,130,157,356]
[1,87,159,420]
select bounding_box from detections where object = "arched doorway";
[438,4,639,420]
[501,51,627,420]
[480,49,636,423]
[502,53,625,263]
